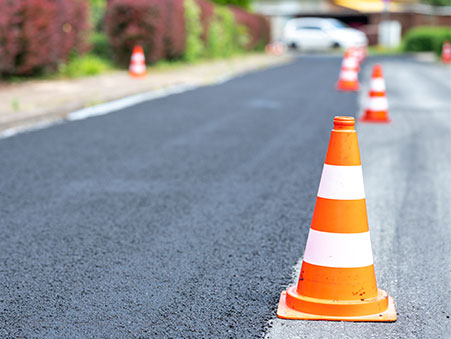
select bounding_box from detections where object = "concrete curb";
[0,54,293,138]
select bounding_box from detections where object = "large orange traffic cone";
[441,41,451,64]
[129,45,146,78]
[277,116,396,322]
[361,64,390,123]
[336,49,360,91]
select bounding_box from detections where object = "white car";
[284,17,368,51]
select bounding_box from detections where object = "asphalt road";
[266,57,451,339]
[1,56,450,338]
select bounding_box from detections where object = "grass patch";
[59,54,113,78]
[367,45,404,56]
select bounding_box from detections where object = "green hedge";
[403,26,451,55]
[206,6,243,58]
[184,0,204,61]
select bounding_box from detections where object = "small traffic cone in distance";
[349,47,362,64]
[265,42,285,56]
[353,46,367,63]
[336,49,360,91]
[277,116,396,322]
[361,64,390,123]
[441,41,451,64]
[129,45,146,78]
[272,42,285,56]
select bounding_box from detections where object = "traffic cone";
[441,41,451,64]
[361,64,390,123]
[277,116,396,322]
[336,49,360,91]
[352,46,367,64]
[129,45,146,78]
[265,42,284,56]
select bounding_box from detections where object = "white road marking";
[0,84,196,139]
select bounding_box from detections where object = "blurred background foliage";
[403,26,451,54]
[0,0,267,79]
[420,0,451,6]
[211,0,253,9]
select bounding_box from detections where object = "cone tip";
[333,116,355,130]
[133,45,144,53]
[373,64,383,78]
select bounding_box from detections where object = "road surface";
[0,56,450,338]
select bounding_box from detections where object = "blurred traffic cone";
[277,116,396,322]
[361,64,390,123]
[265,42,284,56]
[265,44,272,54]
[441,41,451,64]
[352,46,366,63]
[336,49,360,91]
[273,42,285,56]
[129,45,146,78]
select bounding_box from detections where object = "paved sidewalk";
[0,53,291,134]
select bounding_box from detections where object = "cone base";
[336,82,360,91]
[129,72,147,78]
[360,114,390,123]
[277,286,397,322]
[360,109,390,123]
[360,117,391,123]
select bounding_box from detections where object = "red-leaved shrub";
[105,0,163,65]
[104,0,270,65]
[164,0,186,59]
[196,0,215,42]
[0,0,89,76]
[230,6,270,49]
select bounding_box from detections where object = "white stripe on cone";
[343,58,358,68]
[317,164,365,200]
[340,70,358,81]
[303,229,374,268]
[370,78,386,92]
[130,64,146,73]
[132,54,145,62]
[368,97,388,111]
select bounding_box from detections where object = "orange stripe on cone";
[276,116,396,322]
[311,198,369,234]
[297,263,378,301]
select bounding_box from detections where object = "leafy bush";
[196,0,215,42]
[230,6,270,50]
[403,26,451,55]
[184,0,204,61]
[105,0,186,66]
[89,0,107,31]
[89,32,112,60]
[420,0,451,5]
[105,0,164,65]
[60,54,112,78]
[0,0,89,76]
[206,6,240,58]
[105,0,270,66]
[211,0,252,9]
[164,0,186,59]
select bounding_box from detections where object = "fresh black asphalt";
[2,56,360,338]
[266,57,451,339]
